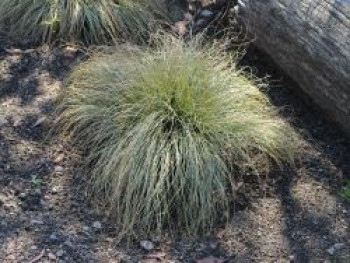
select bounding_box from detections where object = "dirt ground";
[0,34,349,263]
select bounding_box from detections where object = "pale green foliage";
[341,180,350,202]
[0,0,168,44]
[56,36,298,239]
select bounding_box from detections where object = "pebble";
[64,240,75,249]
[140,240,155,251]
[49,233,58,241]
[48,252,57,260]
[209,242,218,249]
[30,245,38,250]
[7,255,16,261]
[0,118,8,126]
[54,154,65,164]
[4,164,11,172]
[31,219,44,225]
[56,250,65,257]
[51,187,59,194]
[83,226,90,232]
[19,192,27,200]
[40,199,48,207]
[54,166,65,173]
[194,19,206,28]
[92,221,102,230]
[326,243,345,255]
[65,46,78,53]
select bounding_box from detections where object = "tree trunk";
[237,0,350,134]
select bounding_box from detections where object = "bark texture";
[238,0,350,134]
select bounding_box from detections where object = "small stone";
[83,226,90,232]
[194,19,207,28]
[209,242,218,249]
[40,199,48,207]
[48,252,56,260]
[232,5,239,16]
[92,221,102,230]
[68,230,76,236]
[343,209,347,214]
[43,195,51,201]
[64,240,75,249]
[41,44,50,53]
[184,12,193,22]
[333,243,345,250]
[13,118,21,127]
[140,240,155,251]
[56,250,64,257]
[7,255,16,261]
[31,219,44,225]
[54,154,65,164]
[30,245,38,250]
[54,166,64,173]
[327,247,335,256]
[65,46,78,53]
[326,243,345,255]
[19,192,27,200]
[289,255,295,262]
[0,118,8,126]
[51,187,59,194]
[49,234,58,241]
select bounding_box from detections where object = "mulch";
[0,32,349,262]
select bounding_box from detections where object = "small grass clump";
[0,0,168,44]
[340,180,350,202]
[56,36,298,239]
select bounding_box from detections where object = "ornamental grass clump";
[0,0,168,44]
[56,36,298,239]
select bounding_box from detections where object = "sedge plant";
[56,35,298,239]
[0,0,169,44]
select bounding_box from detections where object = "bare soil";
[0,36,349,262]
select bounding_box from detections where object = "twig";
[28,249,45,263]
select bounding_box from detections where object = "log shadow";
[237,45,350,262]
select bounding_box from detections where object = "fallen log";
[237,0,350,134]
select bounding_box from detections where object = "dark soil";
[0,35,349,263]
